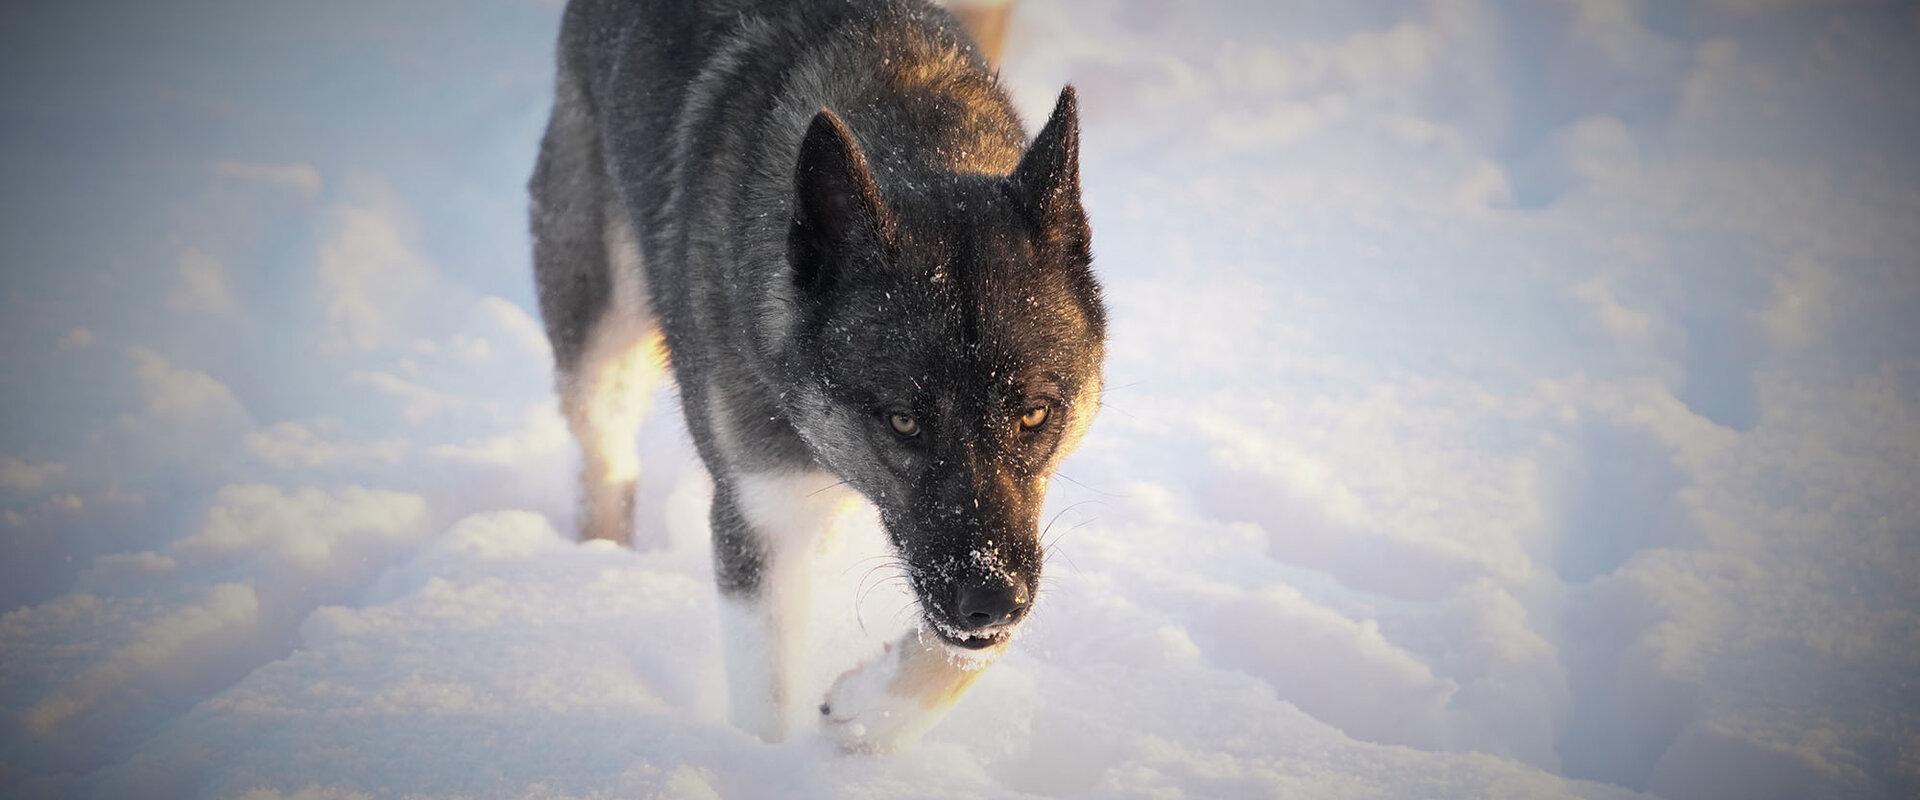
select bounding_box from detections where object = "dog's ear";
[791,108,893,292]
[1013,86,1089,263]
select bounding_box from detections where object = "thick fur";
[531,0,1105,748]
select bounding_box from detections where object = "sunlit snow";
[2,1,1916,798]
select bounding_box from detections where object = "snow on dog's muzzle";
[913,562,1034,650]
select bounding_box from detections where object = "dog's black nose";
[954,579,1029,630]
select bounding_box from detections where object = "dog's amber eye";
[1019,405,1049,431]
[888,412,920,437]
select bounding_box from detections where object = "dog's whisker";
[1039,499,1107,545]
[856,568,909,614]
[805,478,853,498]
[1045,516,1100,551]
[852,556,910,579]
[841,554,907,577]
[854,571,909,611]
[1044,542,1084,575]
[853,560,906,598]
[856,579,904,634]
[853,570,912,636]
[1050,471,1127,498]
[855,562,906,586]
[1051,498,1110,518]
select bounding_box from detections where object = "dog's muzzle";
[923,574,1030,650]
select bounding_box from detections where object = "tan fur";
[888,631,994,710]
[821,628,1004,752]
[946,0,1014,66]
[559,215,665,546]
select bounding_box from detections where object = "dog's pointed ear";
[791,108,893,291]
[1013,86,1089,261]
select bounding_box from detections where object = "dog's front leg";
[820,628,1003,753]
[711,472,850,742]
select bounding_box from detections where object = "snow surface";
[3,0,1917,798]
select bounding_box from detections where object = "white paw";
[820,643,927,753]
[818,631,1001,754]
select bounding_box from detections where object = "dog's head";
[778,87,1104,651]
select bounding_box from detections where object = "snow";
[3,0,1917,798]
[15,508,1645,799]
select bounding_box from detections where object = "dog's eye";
[888,412,920,437]
[1019,405,1049,431]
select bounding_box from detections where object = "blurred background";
[2,1,1916,798]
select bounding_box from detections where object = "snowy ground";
[3,1,1917,798]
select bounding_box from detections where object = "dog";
[529,0,1105,751]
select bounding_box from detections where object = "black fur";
[532,0,1104,647]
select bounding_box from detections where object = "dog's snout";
[954,579,1030,630]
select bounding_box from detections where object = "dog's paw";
[818,632,1000,754]
[819,642,924,753]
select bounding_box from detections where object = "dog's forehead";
[966,224,1097,353]
[819,178,1097,396]
[826,268,1085,395]
[913,275,1094,404]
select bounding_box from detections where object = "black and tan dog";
[530,0,1103,750]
